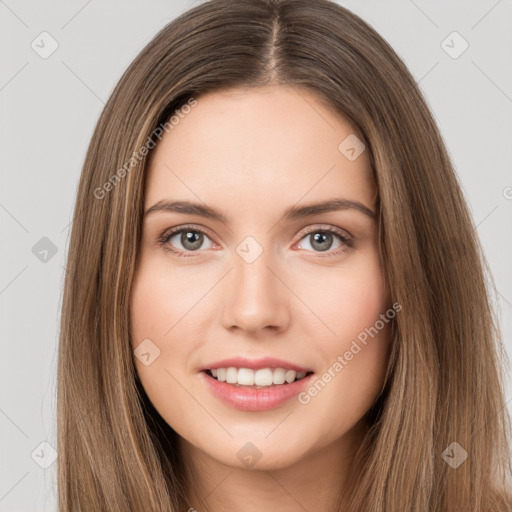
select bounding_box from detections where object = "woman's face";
[130,85,392,470]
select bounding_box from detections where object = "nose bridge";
[221,239,290,332]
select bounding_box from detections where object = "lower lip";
[200,371,314,412]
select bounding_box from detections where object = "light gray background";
[1,0,511,510]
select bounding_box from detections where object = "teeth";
[273,368,286,384]
[238,368,255,386]
[226,367,238,384]
[254,368,273,386]
[209,367,310,387]
[284,370,296,383]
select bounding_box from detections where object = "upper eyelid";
[298,224,352,239]
[162,223,215,241]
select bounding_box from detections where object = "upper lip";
[200,357,313,373]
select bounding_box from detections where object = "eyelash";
[157,224,354,258]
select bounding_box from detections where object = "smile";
[201,368,315,412]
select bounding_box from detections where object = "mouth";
[200,367,316,411]
[202,367,315,389]
[198,357,315,411]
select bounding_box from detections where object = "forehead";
[145,86,375,214]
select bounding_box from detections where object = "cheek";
[298,249,390,344]
[130,272,173,345]
[130,256,205,350]
[129,260,193,388]
[129,260,203,430]
[296,251,392,405]
[335,267,389,342]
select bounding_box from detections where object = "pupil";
[182,230,203,250]
[311,232,332,252]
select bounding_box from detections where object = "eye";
[158,225,215,257]
[157,224,354,258]
[295,226,353,255]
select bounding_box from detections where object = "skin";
[130,85,393,512]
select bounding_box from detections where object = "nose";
[221,248,291,335]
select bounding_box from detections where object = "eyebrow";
[144,198,376,223]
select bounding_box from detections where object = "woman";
[58,0,512,510]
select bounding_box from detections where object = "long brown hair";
[58,0,512,510]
